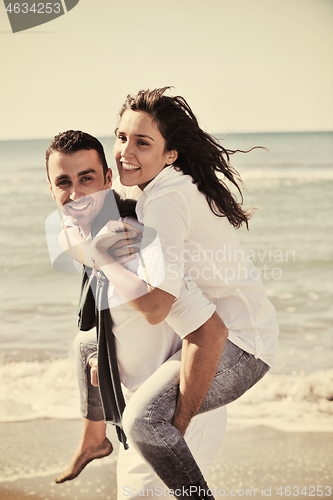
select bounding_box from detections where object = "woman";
[88,87,278,499]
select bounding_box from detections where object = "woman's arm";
[58,226,95,267]
[172,312,229,435]
[121,192,229,430]
[90,224,175,325]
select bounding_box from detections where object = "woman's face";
[113,109,177,190]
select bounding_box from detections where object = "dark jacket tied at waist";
[77,190,136,449]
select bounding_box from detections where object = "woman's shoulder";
[143,166,201,203]
[137,169,193,221]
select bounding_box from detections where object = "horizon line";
[0,129,332,142]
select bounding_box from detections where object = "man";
[46,130,227,499]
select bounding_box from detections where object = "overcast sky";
[0,0,332,140]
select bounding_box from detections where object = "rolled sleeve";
[166,277,216,339]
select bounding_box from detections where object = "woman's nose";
[121,140,134,158]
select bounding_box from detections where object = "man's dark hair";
[46,130,109,181]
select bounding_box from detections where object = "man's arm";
[172,312,228,435]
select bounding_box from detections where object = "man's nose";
[69,183,84,201]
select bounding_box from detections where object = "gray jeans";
[74,332,269,499]
[74,330,104,422]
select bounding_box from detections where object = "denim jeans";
[74,330,104,422]
[121,340,269,499]
[74,332,269,499]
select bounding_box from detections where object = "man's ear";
[105,168,112,187]
[166,150,178,165]
[48,180,56,200]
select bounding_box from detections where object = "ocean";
[0,131,332,450]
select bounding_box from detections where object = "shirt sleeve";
[142,190,216,337]
[142,190,191,299]
[165,277,216,339]
[137,233,165,288]
[45,209,81,274]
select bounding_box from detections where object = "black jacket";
[78,190,136,449]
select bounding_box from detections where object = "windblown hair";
[46,130,109,181]
[118,87,253,229]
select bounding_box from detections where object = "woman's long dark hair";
[118,87,253,229]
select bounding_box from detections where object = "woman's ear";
[166,150,178,165]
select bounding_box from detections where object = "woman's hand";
[90,221,141,267]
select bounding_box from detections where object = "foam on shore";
[1,358,333,432]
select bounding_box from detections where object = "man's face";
[48,149,112,235]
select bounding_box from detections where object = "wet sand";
[0,420,332,499]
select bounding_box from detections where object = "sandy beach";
[1,420,332,500]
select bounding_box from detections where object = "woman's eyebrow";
[135,134,154,141]
[115,129,154,141]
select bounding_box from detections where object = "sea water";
[0,132,332,434]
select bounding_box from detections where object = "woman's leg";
[122,340,269,499]
[55,330,112,483]
[117,406,226,500]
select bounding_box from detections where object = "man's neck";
[79,224,92,239]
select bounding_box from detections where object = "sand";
[0,420,332,500]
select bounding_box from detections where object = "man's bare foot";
[55,438,113,484]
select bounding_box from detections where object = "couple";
[46,87,278,500]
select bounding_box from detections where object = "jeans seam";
[79,342,89,416]
[147,387,199,485]
[215,350,248,377]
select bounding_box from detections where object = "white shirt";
[45,206,216,390]
[114,168,279,367]
[98,216,215,389]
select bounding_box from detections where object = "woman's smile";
[113,109,177,190]
[121,162,141,172]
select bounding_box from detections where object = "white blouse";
[114,167,279,367]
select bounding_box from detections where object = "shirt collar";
[141,165,176,196]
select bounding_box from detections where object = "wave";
[241,168,333,184]
[1,359,332,432]
[0,358,80,422]
[227,369,333,432]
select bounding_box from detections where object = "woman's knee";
[123,387,178,446]
[122,394,154,444]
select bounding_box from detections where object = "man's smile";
[63,197,93,215]
[67,202,91,211]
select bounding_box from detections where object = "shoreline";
[0,420,332,499]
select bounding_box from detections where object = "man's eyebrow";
[77,169,97,176]
[55,169,96,182]
[55,174,70,182]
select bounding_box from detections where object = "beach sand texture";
[0,421,332,500]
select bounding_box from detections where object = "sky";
[0,0,332,140]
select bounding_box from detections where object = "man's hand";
[89,357,99,387]
[107,235,141,264]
